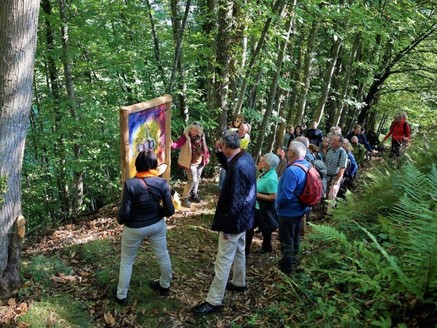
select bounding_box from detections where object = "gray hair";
[295,136,309,148]
[263,153,279,169]
[221,130,240,149]
[289,141,307,157]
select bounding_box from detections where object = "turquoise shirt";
[256,169,278,209]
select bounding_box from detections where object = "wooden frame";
[120,95,172,182]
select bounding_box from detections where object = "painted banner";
[120,95,172,182]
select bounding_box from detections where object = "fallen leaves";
[10,180,289,327]
[104,312,116,326]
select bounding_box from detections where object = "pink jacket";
[172,132,210,170]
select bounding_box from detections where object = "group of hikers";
[113,112,411,314]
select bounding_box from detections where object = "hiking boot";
[183,198,191,208]
[192,302,223,315]
[190,194,201,203]
[113,288,128,306]
[148,280,170,296]
[226,282,247,293]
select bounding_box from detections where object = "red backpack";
[293,163,323,207]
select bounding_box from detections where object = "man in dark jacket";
[305,121,323,146]
[346,123,372,153]
[192,130,256,315]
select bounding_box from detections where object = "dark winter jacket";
[118,177,175,228]
[306,128,323,146]
[346,131,372,152]
[212,150,256,234]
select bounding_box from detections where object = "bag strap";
[137,178,160,202]
[292,163,309,173]
[138,177,151,192]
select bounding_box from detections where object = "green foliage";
[17,295,92,328]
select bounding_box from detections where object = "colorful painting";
[120,95,172,182]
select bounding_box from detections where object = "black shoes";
[189,194,201,203]
[113,288,128,306]
[149,279,170,296]
[226,282,247,293]
[192,302,223,315]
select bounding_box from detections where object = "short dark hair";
[135,150,158,172]
[221,130,240,149]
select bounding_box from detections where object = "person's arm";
[362,134,372,152]
[161,181,175,217]
[334,168,345,184]
[382,123,394,143]
[118,182,132,224]
[405,123,411,143]
[171,134,187,149]
[335,151,348,183]
[257,192,276,202]
[214,144,228,169]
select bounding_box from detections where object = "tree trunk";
[233,0,287,114]
[170,0,190,120]
[332,33,359,127]
[253,10,294,161]
[59,0,83,220]
[313,36,343,125]
[0,0,40,297]
[145,0,167,85]
[168,0,191,103]
[41,0,70,219]
[214,0,233,135]
[357,22,437,124]
[294,19,319,125]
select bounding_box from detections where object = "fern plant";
[383,164,437,300]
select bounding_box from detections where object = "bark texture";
[0,0,40,297]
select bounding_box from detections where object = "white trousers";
[116,219,172,299]
[182,164,204,199]
[206,231,246,306]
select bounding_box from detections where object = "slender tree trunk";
[313,36,343,124]
[170,0,190,120]
[286,39,303,127]
[41,0,69,219]
[233,0,287,114]
[145,0,167,85]
[214,0,233,135]
[59,0,83,220]
[0,0,40,297]
[294,19,319,125]
[201,0,216,113]
[253,10,294,160]
[228,1,244,111]
[332,33,359,127]
[167,0,191,101]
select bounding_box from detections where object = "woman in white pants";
[115,150,175,306]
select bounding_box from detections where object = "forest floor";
[1,176,335,328]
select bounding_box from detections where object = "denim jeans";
[116,219,172,299]
[182,164,204,199]
[206,232,246,306]
[278,215,303,265]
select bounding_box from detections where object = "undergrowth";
[272,132,437,327]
